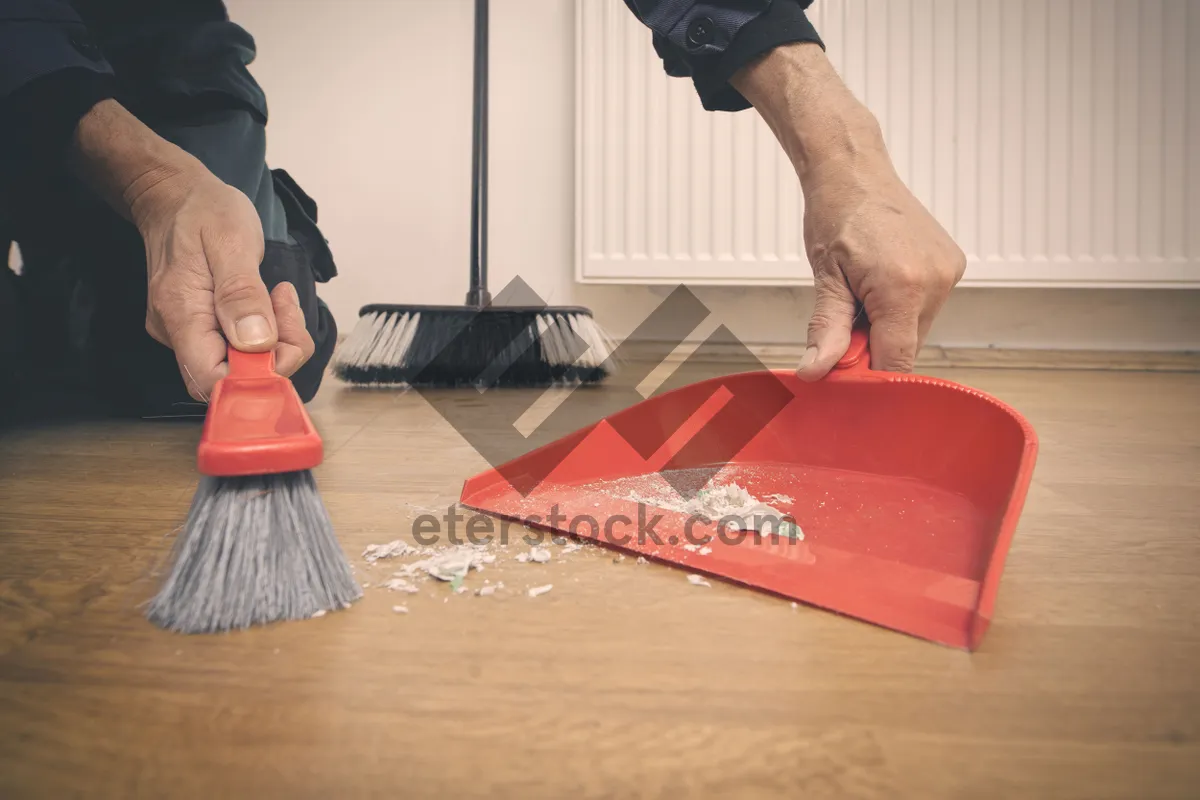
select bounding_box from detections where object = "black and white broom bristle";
[147,470,362,633]
[331,305,619,388]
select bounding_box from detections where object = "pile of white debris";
[359,531,594,604]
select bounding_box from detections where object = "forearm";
[730,42,890,184]
[67,98,205,228]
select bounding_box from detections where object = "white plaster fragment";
[362,540,411,563]
[382,578,420,594]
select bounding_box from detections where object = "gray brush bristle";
[147,471,362,633]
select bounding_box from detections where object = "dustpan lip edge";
[458,368,1041,502]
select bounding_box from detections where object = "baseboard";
[615,341,1200,373]
[913,346,1200,372]
[332,333,1199,373]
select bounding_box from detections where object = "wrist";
[731,42,890,184]
[68,99,206,231]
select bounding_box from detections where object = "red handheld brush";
[148,348,361,633]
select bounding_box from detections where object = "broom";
[332,0,615,388]
[147,348,361,633]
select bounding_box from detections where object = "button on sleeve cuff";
[687,0,824,111]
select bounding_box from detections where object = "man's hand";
[130,170,314,401]
[69,99,314,400]
[797,144,965,376]
[733,43,966,378]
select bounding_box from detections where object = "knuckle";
[146,274,171,307]
[144,315,167,344]
[884,279,928,314]
[891,264,927,293]
[147,282,188,335]
[148,290,175,322]
[807,242,834,268]
[932,270,955,296]
[932,245,967,294]
[949,249,968,285]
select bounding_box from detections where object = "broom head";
[332,304,618,388]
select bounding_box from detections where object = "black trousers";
[0,105,338,425]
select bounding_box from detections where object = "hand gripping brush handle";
[197,348,324,477]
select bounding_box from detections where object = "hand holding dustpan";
[460,323,1037,651]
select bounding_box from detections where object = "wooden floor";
[1,365,1197,799]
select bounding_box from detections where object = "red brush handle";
[196,345,323,476]
[226,348,277,379]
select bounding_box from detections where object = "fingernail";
[236,314,271,346]
[797,346,818,372]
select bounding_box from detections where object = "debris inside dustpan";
[590,471,804,540]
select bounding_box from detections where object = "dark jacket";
[0,0,821,196]
[622,0,821,110]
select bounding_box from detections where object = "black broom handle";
[467,0,491,307]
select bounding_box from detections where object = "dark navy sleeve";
[0,1,117,194]
[622,0,824,112]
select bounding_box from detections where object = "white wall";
[228,0,1200,351]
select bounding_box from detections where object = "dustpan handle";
[833,319,871,372]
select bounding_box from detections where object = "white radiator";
[575,0,1200,287]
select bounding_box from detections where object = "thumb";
[207,238,276,353]
[796,272,857,381]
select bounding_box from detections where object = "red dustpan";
[459,327,1038,650]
